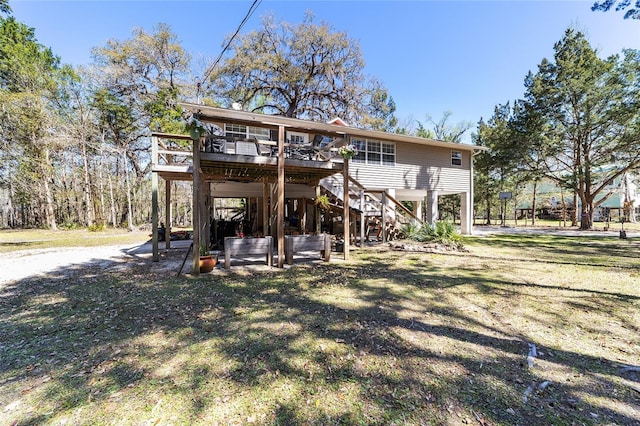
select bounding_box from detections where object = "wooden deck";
[151,133,342,185]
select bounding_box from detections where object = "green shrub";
[61,222,80,230]
[88,222,105,232]
[400,221,463,248]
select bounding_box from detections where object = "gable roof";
[180,103,485,153]
[327,117,348,127]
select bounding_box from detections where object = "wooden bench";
[284,234,331,265]
[224,236,273,269]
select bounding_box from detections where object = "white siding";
[349,141,471,193]
[203,120,473,194]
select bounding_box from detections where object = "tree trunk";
[98,157,106,224]
[623,173,636,223]
[81,137,94,226]
[560,184,567,227]
[572,191,578,226]
[7,182,15,228]
[42,148,58,231]
[108,164,117,228]
[531,181,538,226]
[122,150,135,231]
[579,194,592,230]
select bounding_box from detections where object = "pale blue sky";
[10,1,640,142]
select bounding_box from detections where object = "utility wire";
[199,0,262,89]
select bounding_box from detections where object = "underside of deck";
[153,152,342,185]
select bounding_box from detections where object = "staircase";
[319,174,423,242]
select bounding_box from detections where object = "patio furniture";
[236,140,259,156]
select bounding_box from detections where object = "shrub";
[61,222,80,230]
[88,222,105,232]
[400,221,463,248]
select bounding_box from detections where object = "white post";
[427,190,438,223]
[461,191,472,235]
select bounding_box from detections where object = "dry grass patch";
[0,228,149,253]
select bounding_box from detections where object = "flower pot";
[190,127,203,140]
[199,255,217,273]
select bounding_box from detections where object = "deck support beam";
[277,125,285,268]
[381,191,388,243]
[165,179,171,249]
[315,185,321,234]
[343,157,350,260]
[262,177,269,237]
[359,189,365,246]
[192,135,201,275]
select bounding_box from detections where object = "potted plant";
[315,194,330,210]
[198,242,217,273]
[185,115,207,140]
[337,144,357,160]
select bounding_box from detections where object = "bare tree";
[208,12,396,127]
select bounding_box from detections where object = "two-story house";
[151,104,482,270]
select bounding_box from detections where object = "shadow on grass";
[465,234,640,268]
[0,240,638,425]
[0,241,41,249]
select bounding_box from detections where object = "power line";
[199,0,262,93]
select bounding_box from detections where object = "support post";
[343,157,350,260]
[427,190,439,223]
[315,185,321,234]
[192,135,201,275]
[381,191,387,243]
[359,189,365,247]
[151,136,159,262]
[461,191,472,235]
[300,197,307,234]
[202,180,209,249]
[262,177,269,236]
[277,125,285,268]
[165,179,171,249]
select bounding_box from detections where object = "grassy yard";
[1,231,639,425]
[0,228,150,253]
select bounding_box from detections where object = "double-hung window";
[451,150,462,166]
[225,123,270,140]
[351,138,395,166]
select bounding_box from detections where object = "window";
[368,141,381,164]
[247,126,270,140]
[451,150,462,166]
[382,143,396,165]
[351,138,395,166]
[352,139,366,163]
[287,131,309,144]
[224,124,270,140]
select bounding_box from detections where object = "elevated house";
[150,104,483,272]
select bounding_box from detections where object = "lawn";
[0,231,639,425]
[0,228,150,253]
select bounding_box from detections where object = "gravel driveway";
[0,241,191,287]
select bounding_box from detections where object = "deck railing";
[152,132,346,166]
[152,133,193,168]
